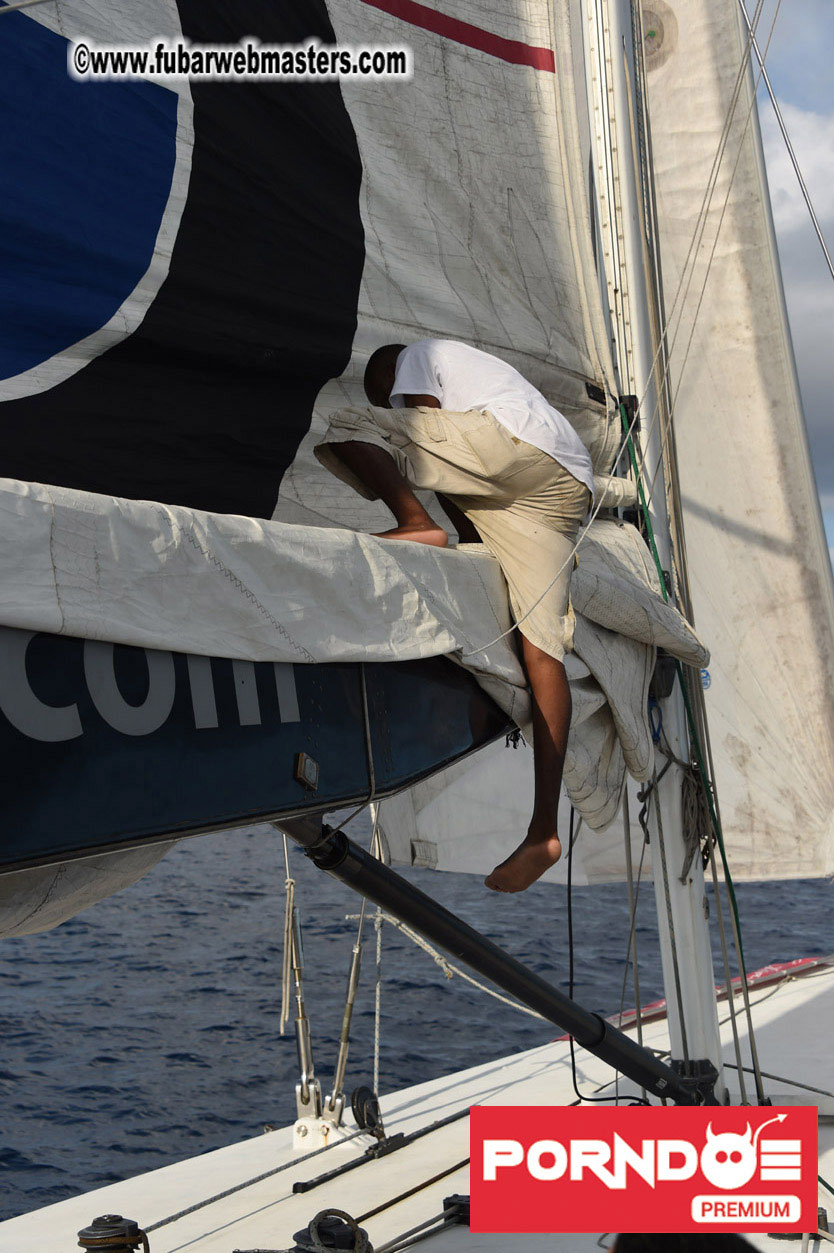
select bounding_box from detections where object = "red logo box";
[470,1105,818,1234]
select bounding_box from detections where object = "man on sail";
[315,338,594,893]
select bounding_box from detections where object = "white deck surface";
[2,963,832,1252]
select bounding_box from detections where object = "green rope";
[619,403,667,598]
[618,403,748,971]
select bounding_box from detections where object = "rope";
[359,664,377,804]
[706,843,749,1105]
[630,0,767,426]
[370,805,384,1095]
[0,0,55,11]
[279,835,295,1037]
[636,0,784,514]
[567,807,650,1105]
[737,0,834,284]
[458,395,644,657]
[644,768,691,1071]
[616,792,649,1104]
[660,0,785,467]
[143,1127,368,1234]
[348,909,546,1022]
[604,0,768,485]
[356,1162,469,1226]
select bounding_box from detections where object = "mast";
[586,0,727,1093]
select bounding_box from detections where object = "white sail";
[376,0,834,885]
[643,0,834,879]
[277,0,623,539]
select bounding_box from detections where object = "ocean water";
[0,817,831,1222]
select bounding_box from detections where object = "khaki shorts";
[315,404,591,661]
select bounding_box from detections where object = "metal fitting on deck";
[77,1214,150,1252]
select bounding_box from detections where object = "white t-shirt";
[390,338,594,495]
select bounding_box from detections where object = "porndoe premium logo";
[470,1106,818,1234]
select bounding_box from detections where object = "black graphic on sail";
[0,0,364,518]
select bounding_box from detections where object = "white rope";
[367,910,547,1022]
[369,804,384,1094]
[279,834,295,1037]
[459,404,643,657]
[373,910,383,1094]
[0,0,55,12]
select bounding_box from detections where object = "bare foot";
[485,831,562,893]
[373,522,448,547]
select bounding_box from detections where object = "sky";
[752,0,834,563]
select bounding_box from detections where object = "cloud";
[760,103,834,235]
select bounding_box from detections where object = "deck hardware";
[77,1214,150,1252]
[292,910,320,1112]
[350,1086,385,1140]
[294,752,320,791]
[276,817,711,1106]
[293,1209,371,1253]
[443,1195,470,1227]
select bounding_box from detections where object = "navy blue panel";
[367,661,509,791]
[0,8,177,380]
[0,633,509,871]
[0,634,370,866]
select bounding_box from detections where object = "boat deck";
[3,960,832,1252]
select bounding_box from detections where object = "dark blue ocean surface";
[0,818,830,1221]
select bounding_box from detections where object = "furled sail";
[643,0,834,879]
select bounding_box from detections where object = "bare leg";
[436,493,483,544]
[333,442,447,546]
[485,634,570,892]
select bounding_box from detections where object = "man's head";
[364,343,406,407]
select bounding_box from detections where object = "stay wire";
[459,0,770,660]
[635,0,783,515]
[567,805,650,1105]
[610,0,768,478]
[737,0,834,284]
[654,0,784,506]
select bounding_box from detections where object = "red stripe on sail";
[359,0,556,73]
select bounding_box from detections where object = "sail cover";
[643,0,834,879]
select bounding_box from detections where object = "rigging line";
[646,769,692,1072]
[143,1127,369,1234]
[567,806,649,1105]
[634,0,783,514]
[365,910,548,1021]
[373,1212,454,1253]
[614,0,770,500]
[611,801,651,1107]
[459,395,645,656]
[357,1163,470,1225]
[723,1063,834,1102]
[738,0,834,283]
[279,834,296,1036]
[617,796,648,1105]
[670,658,766,1094]
[370,803,384,1095]
[706,842,749,1104]
[614,0,768,443]
[359,663,377,804]
[641,0,785,512]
